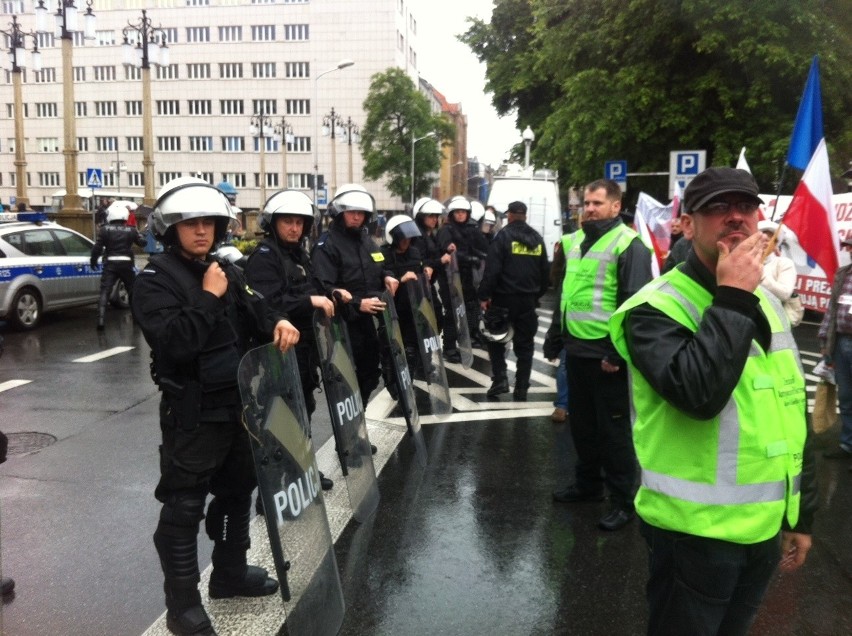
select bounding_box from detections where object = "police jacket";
[437,219,489,271]
[562,217,652,361]
[132,252,283,397]
[90,223,145,268]
[618,249,818,535]
[478,220,548,301]
[380,243,424,319]
[311,218,393,321]
[411,223,442,276]
[244,237,320,340]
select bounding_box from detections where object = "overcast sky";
[415,0,520,168]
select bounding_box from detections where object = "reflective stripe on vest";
[609,269,807,543]
[561,224,640,339]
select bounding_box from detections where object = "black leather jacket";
[90,223,145,267]
[478,219,549,300]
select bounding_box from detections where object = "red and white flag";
[781,138,839,282]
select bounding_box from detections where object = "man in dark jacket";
[610,167,818,635]
[478,201,549,401]
[90,201,146,330]
[132,177,299,636]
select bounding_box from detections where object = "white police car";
[0,211,130,330]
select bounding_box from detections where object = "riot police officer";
[312,184,399,405]
[437,196,489,350]
[244,189,335,491]
[132,177,299,636]
[478,200,549,401]
[412,198,447,344]
[90,201,146,330]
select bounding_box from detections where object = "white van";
[487,165,563,262]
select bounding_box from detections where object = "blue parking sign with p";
[604,160,627,182]
[676,153,700,175]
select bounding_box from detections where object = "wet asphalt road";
[1,298,851,635]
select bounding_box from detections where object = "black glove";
[542,328,564,360]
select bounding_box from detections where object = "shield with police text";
[406,274,452,417]
[379,290,428,466]
[446,252,474,368]
[313,311,381,523]
[238,344,344,636]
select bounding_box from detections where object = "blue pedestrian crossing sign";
[86,168,104,189]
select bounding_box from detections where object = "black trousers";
[97,262,136,319]
[486,296,538,388]
[347,314,382,404]
[565,355,637,509]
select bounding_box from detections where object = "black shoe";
[319,471,333,491]
[1,577,15,596]
[208,565,278,599]
[513,388,528,402]
[443,349,461,363]
[471,339,486,350]
[487,378,509,398]
[166,604,216,636]
[823,446,852,459]
[371,444,378,455]
[552,486,605,503]
[96,323,105,331]
[598,508,635,531]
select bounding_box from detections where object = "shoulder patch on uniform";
[371,252,385,262]
[140,268,157,276]
[258,245,271,253]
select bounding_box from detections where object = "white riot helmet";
[384,214,422,245]
[105,201,131,224]
[484,210,497,225]
[150,177,233,246]
[327,183,376,222]
[413,197,445,219]
[470,200,486,223]
[260,189,315,238]
[446,195,472,214]
[480,306,513,344]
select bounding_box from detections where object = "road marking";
[73,346,135,363]
[0,379,32,393]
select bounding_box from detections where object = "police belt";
[105,255,132,262]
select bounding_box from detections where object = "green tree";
[462,0,852,197]
[360,68,455,203]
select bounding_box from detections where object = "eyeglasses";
[698,201,760,215]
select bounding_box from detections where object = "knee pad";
[159,491,207,529]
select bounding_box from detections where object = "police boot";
[487,376,509,398]
[207,499,278,599]
[319,471,333,491]
[96,298,107,331]
[154,524,215,636]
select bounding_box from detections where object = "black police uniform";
[245,237,323,416]
[312,216,393,403]
[478,219,549,398]
[437,215,489,347]
[132,251,283,629]
[379,241,425,374]
[90,221,145,328]
[411,221,446,346]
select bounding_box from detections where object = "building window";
[156,64,179,80]
[252,62,276,78]
[283,24,309,41]
[36,32,54,48]
[186,63,211,79]
[38,172,61,187]
[34,68,56,83]
[95,30,115,46]
[221,136,245,152]
[95,101,118,116]
[219,63,243,79]
[287,173,312,189]
[72,32,85,46]
[219,25,242,42]
[288,136,311,153]
[160,28,178,44]
[75,101,87,117]
[77,137,88,152]
[220,99,244,115]
[188,99,212,115]
[252,99,277,115]
[102,172,116,188]
[222,173,246,188]
[125,101,142,116]
[73,66,85,81]
[156,100,180,116]
[158,137,181,152]
[159,172,182,186]
[251,25,276,41]
[96,137,118,152]
[284,62,309,79]
[186,27,210,43]
[409,47,417,68]
[36,103,58,118]
[195,172,214,183]
[252,137,277,152]
[285,99,310,116]
[125,66,141,80]
[37,137,59,153]
[281,0,309,3]
[189,136,213,152]
[127,137,144,151]
[254,172,279,188]
[397,31,404,51]
[410,15,417,34]
[93,66,116,81]
[127,172,144,187]
[185,0,210,5]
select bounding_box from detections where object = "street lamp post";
[410,131,436,205]
[2,15,41,208]
[313,59,353,205]
[342,117,360,183]
[35,0,95,223]
[121,9,169,207]
[322,108,343,198]
[522,126,535,170]
[274,118,293,189]
[249,112,274,206]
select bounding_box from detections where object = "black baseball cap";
[683,167,761,213]
[507,201,527,215]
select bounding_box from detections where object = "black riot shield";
[379,290,428,466]
[406,274,452,418]
[446,252,474,368]
[238,344,344,636]
[313,311,380,523]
